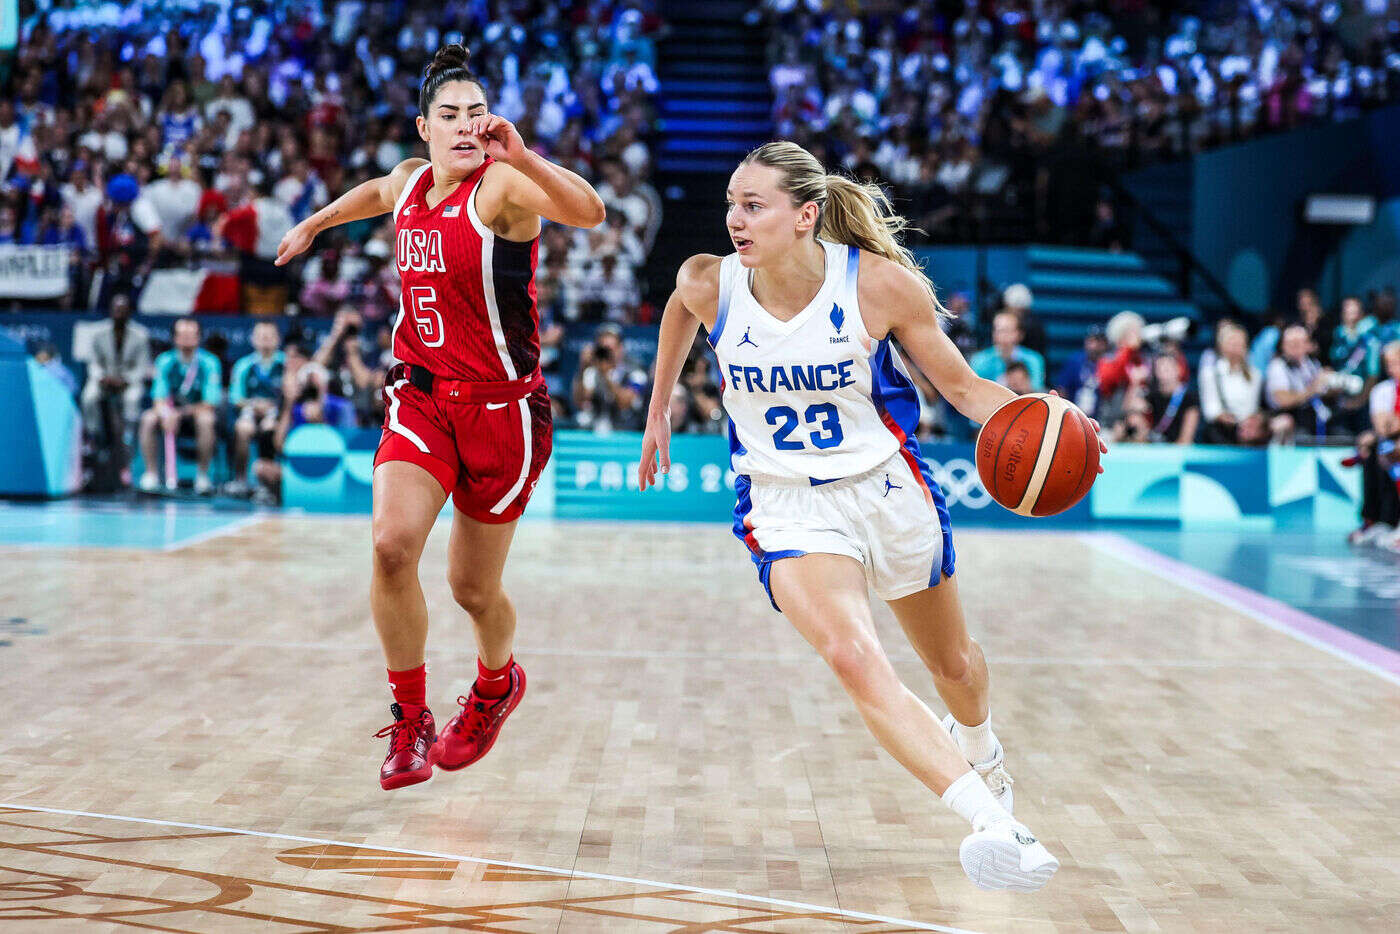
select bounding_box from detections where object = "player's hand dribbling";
[638,411,672,492]
[466,114,527,165]
[1048,389,1108,474]
[275,221,316,267]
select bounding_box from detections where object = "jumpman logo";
[882,473,902,497]
[737,327,758,349]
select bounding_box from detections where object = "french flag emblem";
[443,205,460,217]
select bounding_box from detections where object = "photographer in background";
[313,307,376,424]
[1349,342,1400,547]
[1331,296,1381,436]
[572,323,647,432]
[1266,323,1351,443]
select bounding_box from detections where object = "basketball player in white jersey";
[639,142,1106,891]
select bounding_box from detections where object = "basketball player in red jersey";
[275,44,605,790]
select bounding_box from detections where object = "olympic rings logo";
[927,457,991,509]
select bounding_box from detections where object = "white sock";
[952,712,997,765]
[942,769,1011,831]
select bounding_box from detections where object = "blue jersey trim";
[707,258,736,348]
[845,243,860,288]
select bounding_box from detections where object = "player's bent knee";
[931,649,974,685]
[371,525,421,577]
[448,575,500,618]
[820,636,889,699]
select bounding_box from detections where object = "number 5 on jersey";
[409,286,445,348]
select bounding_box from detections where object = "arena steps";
[651,0,774,293]
[1023,246,1205,378]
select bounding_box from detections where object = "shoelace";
[374,716,424,755]
[449,693,500,740]
[980,761,1014,795]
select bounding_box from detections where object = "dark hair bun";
[426,43,471,81]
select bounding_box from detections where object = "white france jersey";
[708,240,924,482]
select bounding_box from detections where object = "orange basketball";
[975,393,1099,517]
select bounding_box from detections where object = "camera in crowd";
[1322,371,1365,396]
[1140,316,1193,347]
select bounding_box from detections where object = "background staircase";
[649,0,772,296]
[1024,246,1205,376]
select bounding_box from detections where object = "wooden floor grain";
[1,515,1396,932]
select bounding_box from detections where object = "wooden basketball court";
[2,511,1397,931]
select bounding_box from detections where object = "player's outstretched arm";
[638,254,719,491]
[275,158,427,266]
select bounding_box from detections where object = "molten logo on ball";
[1002,427,1030,484]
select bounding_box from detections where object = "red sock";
[388,664,427,718]
[475,656,514,699]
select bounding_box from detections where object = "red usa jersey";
[392,158,541,381]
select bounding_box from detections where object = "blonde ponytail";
[742,141,946,318]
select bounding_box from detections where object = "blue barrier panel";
[0,333,82,496]
[281,426,1363,529]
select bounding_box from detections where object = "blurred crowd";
[756,0,1400,243]
[1,0,663,324]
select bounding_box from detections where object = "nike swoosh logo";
[485,402,509,410]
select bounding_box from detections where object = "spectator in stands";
[80,294,150,485]
[1199,319,1267,445]
[939,290,977,359]
[1003,360,1034,396]
[572,323,646,431]
[1055,326,1107,417]
[970,311,1046,391]
[1297,287,1331,361]
[595,156,659,252]
[1144,352,1201,444]
[1096,311,1149,425]
[1350,341,1400,546]
[313,307,376,420]
[1331,296,1380,435]
[138,317,222,494]
[95,173,162,307]
[1266,323,1340,442]
[1000,283,1046,358]
[227,321,285,498]
[139,155,203,256]
[216,175,295,315]
[579,253,640,323]
[288,361,359,431]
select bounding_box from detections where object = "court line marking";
[1080,532,1400,687]
[161,513,266,552]
[57,633,1356,670]
[0,803,981,934]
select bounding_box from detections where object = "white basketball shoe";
[943,714,1013,814]
[959,819,1060,891]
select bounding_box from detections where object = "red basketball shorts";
[373,380,552,523]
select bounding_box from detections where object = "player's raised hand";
[466,114,526,165]
[276,221,316,266]
[638,411,672,492]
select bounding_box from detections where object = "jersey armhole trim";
[393,164,431,221]
[707,255,735,349]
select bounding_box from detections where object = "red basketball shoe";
[375,704,436,790]
[429,663,526,771]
